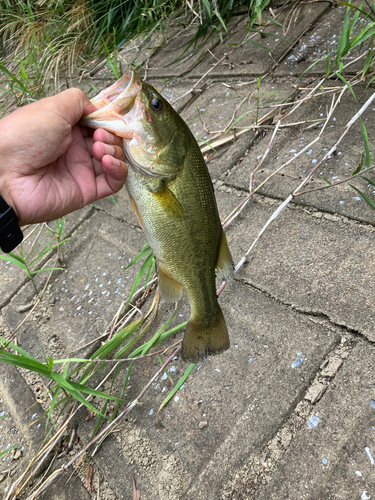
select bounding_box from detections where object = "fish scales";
[81,72,233,362]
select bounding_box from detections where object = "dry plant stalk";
[228,90,375,278]
[5,346,181,500]
[199,51,368,154]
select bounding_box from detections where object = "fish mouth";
[80,71,142,138]
[81,71,179,178]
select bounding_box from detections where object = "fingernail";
[107,145,115,155]
[111,157,120,166]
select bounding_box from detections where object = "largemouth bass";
[81,72,233,362]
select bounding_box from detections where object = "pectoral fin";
[216,228,234,281]
[150,181,184,220]
[158,263,183,302]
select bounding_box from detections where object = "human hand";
[0,88,127,226]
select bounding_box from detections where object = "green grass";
[0,0,273,109]
[302,1,375,81]
[0,220,70,297]
[0,241,188,446]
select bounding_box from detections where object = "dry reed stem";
[6,283,161,498]
[222,72,365,230]
[233,89,375,274]
[8,346,182,500]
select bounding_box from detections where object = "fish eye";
[151,98,163,112]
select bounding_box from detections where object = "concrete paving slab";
[143,17,242,80]
[275,2,373,77]
[226,82,375,224]
[0,362,46,498]
[1,273,338,499]
[258,341,375,500]
[0,206,93,309]
[217,189,375,342]
[92,190,139,228]
[180,79,293,179]
[62,279,339,500]
[39,475,93,500]
[190,1,330,79]
[2,210,146,361]
[0,316,117,500]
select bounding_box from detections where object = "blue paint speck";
[291,358,303,369]
[308,415,320,428]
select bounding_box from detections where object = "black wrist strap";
[0,195,23,253]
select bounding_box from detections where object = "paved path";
[1,2,375,499]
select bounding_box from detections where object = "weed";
[303,1,375,80]
[0,221,70,297]
[0,1,274,110]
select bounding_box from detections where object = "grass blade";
[336,1,351,63]
[320,176,332,186]
[0,254,28,273]
[0,445,19,459]
[352,155,363,175]
[92,319,143,360]
[360,118,371,168]
[158,363,196,411]
[124,252,155,311]
[362,44,373,76]
[125,245,152,270]
[349,185,375,209]
[130,320,187,358]
[361,176,375,186]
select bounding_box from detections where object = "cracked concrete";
[1,1,375,499]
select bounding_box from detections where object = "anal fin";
[158,263,183,302]
[216,227,234,281]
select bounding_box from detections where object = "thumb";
[43,88,97,127]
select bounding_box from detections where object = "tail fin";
[181,306,230,362]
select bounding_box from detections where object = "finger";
[84,136,94,154]
[93,128,123,148]
[92,142,125,163]
[92,157,104,177]
[92,153,126,179]
[80,125,94,138]
[102,155,128,187]
[94,158,128,199]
